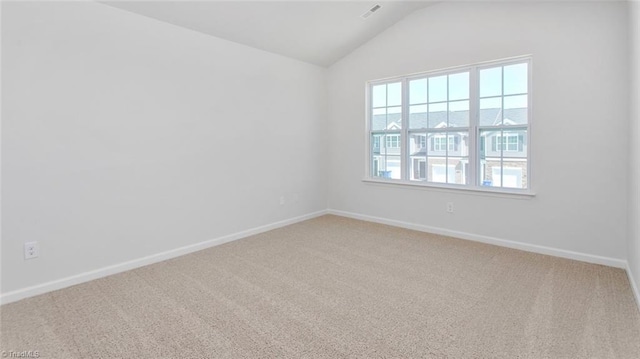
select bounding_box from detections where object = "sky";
[372,62,528,112]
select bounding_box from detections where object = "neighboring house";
[372,107,528,188]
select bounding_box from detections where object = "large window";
[367,57,530,191]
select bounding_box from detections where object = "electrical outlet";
[446,202,454,213]
[24,241,39,260]
[279,196,285,205]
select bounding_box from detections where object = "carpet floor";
[1,215,639,358]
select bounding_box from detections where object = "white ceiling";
[102,1,434,67]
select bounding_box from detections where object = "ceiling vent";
[361,4,382,19]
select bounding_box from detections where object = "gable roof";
[372,108,528,130]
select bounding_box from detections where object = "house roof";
[373,107,528,130]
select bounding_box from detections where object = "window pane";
[428,102,447,128]
[409,78,428,105]
[503,63,528,95]
[503,95,527,125]
[387,82,402,107]
[385,134,401,149]
[479,129,499,187]
[372,158,380,178]
[388,106,402,114]
[387,106,402,129]
[385,155,402,180]
[480,67,502,98]
[372,84,386,108]
[428,160,454,184]
[479,129,527,189]
[371,107,386,130]
[447,157,469,185]
[448,100,469,127]
[409,104,428,129]
[371,132,382,178]
[502,130,527,158]
[409,143,426,181]
[372,155,388,178]
[501,161,527,188]
[371,134,382,150]
[491,164,526,189]
[448,72,469,101]
[479,97,502,126]
[429,75,447,103]
[409,133,427,156]
[504,94,527,109]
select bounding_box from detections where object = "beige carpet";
[1,215,639,358]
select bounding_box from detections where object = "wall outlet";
[24,241,39,260]
[446,202,454,213]
[279,196,285,205]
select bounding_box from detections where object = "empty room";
[1,0,640,357]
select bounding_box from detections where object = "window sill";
[361,178,536,199]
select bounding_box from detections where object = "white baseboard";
[627,263,640,313]
[327,209,627,269]
[0,210,328,306]
[3,209,632,307]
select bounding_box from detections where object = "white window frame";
[364,56,533,196]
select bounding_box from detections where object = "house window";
[373,136,380,149]
[386,134,400,148]
[433,135,455,152]
[419,135,426,149]
[493,133,522,152]
[368,57,530,191]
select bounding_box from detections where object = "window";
[493,133,523,152]
[433,135,455,152]
[368,57,530,191]
[371,82,402,180]
[386,134,400,148]
[373,136,380,149]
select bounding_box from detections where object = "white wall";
[327,1,629,261]
[629,0,640,302]
[1,2,327,295]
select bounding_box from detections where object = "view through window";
[368,57,530,191]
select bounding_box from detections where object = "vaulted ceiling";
[102,1,434,67]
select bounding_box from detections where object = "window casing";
[367,57,531,191]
